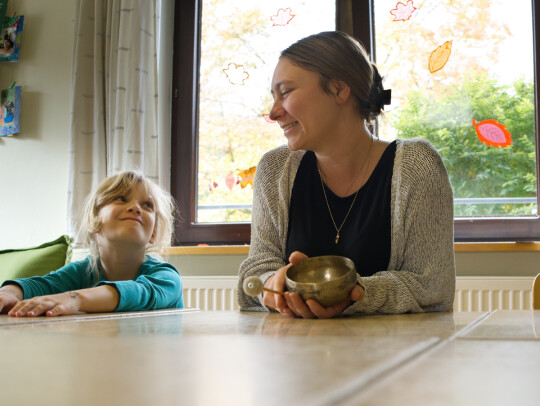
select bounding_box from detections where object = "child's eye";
[114,196,127,202]
[143,201,154,210]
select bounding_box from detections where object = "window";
[172,0,540,245]
[172,0,339,244]
[368,0,540,241]
[197,0,335,225]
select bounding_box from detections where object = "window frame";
[171,0,540,245]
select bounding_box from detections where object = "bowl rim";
[285,255,356,286]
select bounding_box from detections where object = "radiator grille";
[182,276,534,312]
[182,277,239,311]
[454,277,533,312]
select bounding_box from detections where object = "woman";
[237,31,455,318]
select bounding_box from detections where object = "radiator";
[454,277,533,312]
[182,276,534,312]
[182,277,239,311]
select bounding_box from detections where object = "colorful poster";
[0,15,24,62]
[0,85,21,136]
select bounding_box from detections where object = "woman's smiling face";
[269,58,341,152]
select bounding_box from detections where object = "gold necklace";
[318,137,374,244]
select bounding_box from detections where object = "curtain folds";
[67,0,173,243]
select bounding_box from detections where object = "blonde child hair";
[79,171,176,278]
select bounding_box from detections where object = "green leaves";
[394,74,535,216]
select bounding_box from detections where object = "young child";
[0,171,183,317]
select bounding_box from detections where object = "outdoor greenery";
[196,0,536,222]
[393,73,536,216]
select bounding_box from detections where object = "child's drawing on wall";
[0,15,23,62]
[0,85,20,136]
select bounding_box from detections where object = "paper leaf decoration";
[429,40,452,73]
[271,8,295,26]
[225,172,236,190]
[263,114,275,123]
[237,166,256,189]
[473,119,513,148]
[208,181,219,192]
[223,63,249,85]
[390,1,416,21]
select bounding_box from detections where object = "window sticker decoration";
[0,82,21,136]
[429,40,452,73]
[223,63,249,85]
[0,14,24,62]
[208,181,219,192]
[390,1,416,22]
[270,8,295,26]
[225,172,236,191]
[237,166,256,189]
[209,167,257,193]
[263,114,275,123]
[473,119,513,148]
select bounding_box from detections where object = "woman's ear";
[329,80,351,104]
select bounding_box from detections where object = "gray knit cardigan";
[237,138,456,314]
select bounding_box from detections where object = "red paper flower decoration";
[390,1,416,21]
[270,8,295,26]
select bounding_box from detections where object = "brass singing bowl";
[285,255,357,307]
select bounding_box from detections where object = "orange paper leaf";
[429,40,452,73]
[473,119,513,148]
[237,166,256,189]
[390,1,416,22]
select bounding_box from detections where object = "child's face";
[95,183,157,249]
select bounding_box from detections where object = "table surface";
[0,309,537,406]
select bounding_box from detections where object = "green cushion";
[0,235,72,285]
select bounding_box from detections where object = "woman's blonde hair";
[280,31,390,122]
[79,171,176,278]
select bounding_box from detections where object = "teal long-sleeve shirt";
[2,255,184,311]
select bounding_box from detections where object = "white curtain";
[67,0,174,243]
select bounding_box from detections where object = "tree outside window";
[172,0,540,244]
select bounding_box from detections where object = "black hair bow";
[380,89,391,110]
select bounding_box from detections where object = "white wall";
[0,0,74,248]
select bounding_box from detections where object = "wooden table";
[0,310,537,405]
[342,310,540,406]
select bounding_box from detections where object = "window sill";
[163,246,250,255]
[454,242,540,252]
[163,242,540,256]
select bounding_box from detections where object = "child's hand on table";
[0,284,23,314]
[7,291,83,317]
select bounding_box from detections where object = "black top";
[285,141,396,277]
